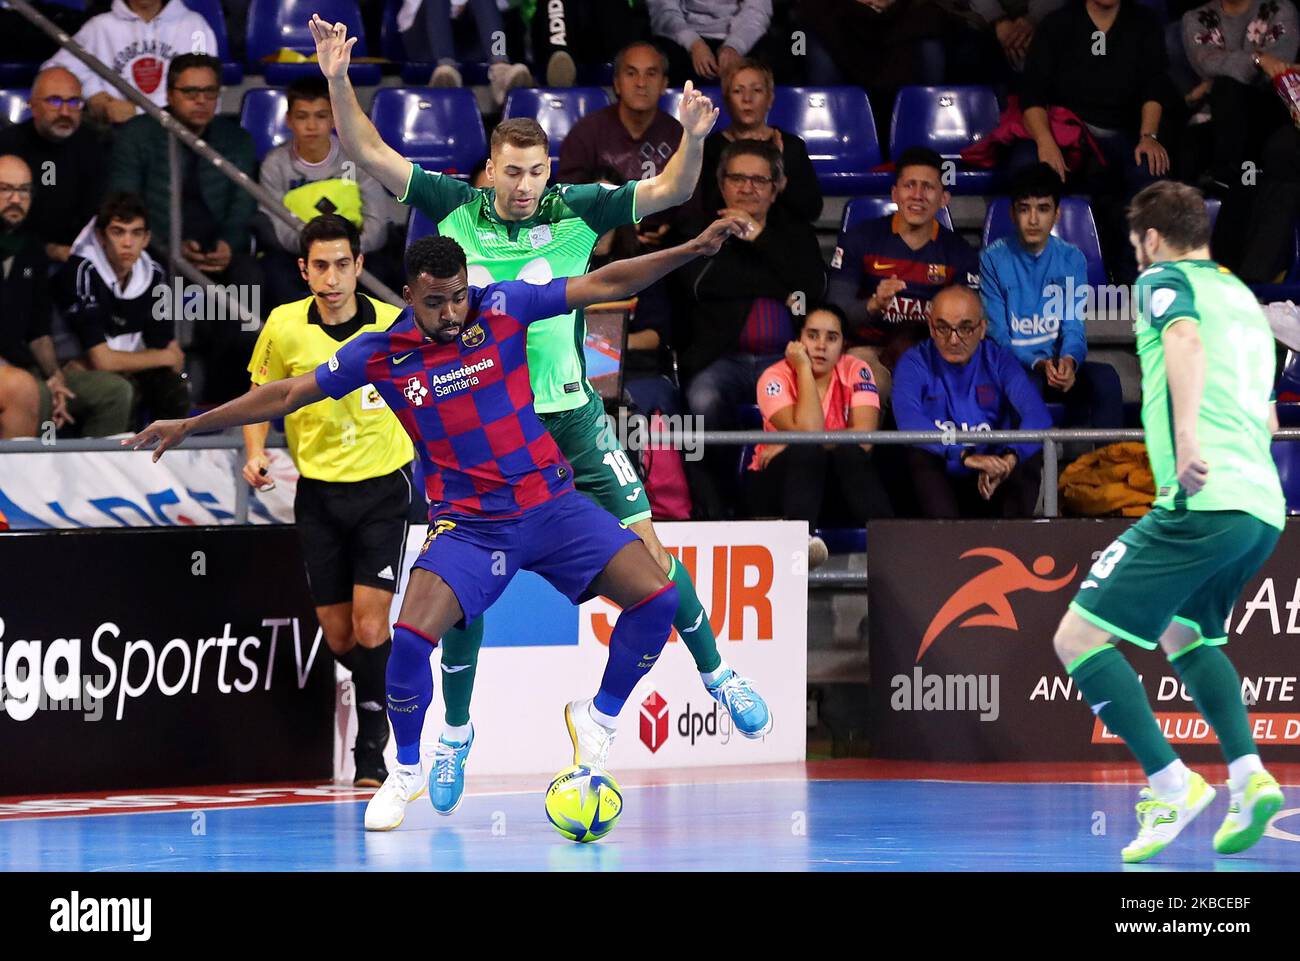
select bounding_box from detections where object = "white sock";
[701,662,730,687]
[442,722,471,745]
[588,702,618,731]
[1149,759,1191,799]
[1228,754,1264,791]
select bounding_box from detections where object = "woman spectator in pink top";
[747,304,894,568]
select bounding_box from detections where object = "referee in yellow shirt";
[243,214,414,787]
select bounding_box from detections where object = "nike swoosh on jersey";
[392,352,415,364]
[873,261,897,271]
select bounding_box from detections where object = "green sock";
[1069,644,1178,776]
[440,617,483,727]
[1170,641,1257,764]
[668,555,722,675]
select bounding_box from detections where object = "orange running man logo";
[916,548,1077,662]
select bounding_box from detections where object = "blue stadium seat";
[1248,221,1300,302]
[0,88,30,126]
[767,86,890,194]
[503,87,613,160]
[183,0,243,85]
[246,0,381,86]
[983,196,1107,287]
[239,88,290,162]
[372,87,488,177]
[840,196,953,233]
[659,87,728,131]
[406,205,437,248]
[1278,350,1300,402]
[889,86,1003,194]
[0,65,38,88]
[1273,440,1300,513]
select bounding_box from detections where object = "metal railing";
[6,0,404,318]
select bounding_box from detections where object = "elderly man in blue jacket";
[979,163,1124,430]
[894,284,1052,518]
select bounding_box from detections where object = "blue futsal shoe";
[706,669,773,738]
[429,724,474,815]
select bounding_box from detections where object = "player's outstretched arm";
[309,15,413,199]
[122,373,326,462]
[565,217,745,310]
[635,81,719,217]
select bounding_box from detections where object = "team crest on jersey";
[927,263,947,284]
[528,225,552,248]
[403,375,430,406]
[460,322,486,348]
[1150,288,1176,318]
[765,380,782,396]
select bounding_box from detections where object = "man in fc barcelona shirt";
[126,216,747,832]
[827,146,982,404]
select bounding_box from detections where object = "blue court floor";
[3,768,1298,871]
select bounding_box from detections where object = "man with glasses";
[109,52,261,404]
[827,146,981,406]
[680,139,827,516]
[892,284,1051,518]
[0,68,107,265]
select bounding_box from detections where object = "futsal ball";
[544,764,623,843]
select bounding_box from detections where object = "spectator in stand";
[749,304,893,567]
[893,284,1050,518]
[691,57,822,224]
[1182,0,1298,193]
[55,191,189,424]
[649,0,773,86]
[1015,0,1172,282]
[529,0,650,87]
[258,76,401,309]
[679,139,826,516]
[43,0,218,126]
[935,0,1068,85]
[0,69,108,266]
[0,155,131,438]
[557,42,682,252]
[396,0,533,107]
[980,163,1124,430]
[108,53,260,403]
[826,146,980,405]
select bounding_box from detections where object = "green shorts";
[539,395,653,527]
[1069,508,1280,649]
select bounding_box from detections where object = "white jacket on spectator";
[42,0,217,111]
[648,0,773,57]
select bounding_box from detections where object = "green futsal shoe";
[1121,771,1216,864]
[1214,771,1284,855]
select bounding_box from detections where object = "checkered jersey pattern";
[314,279,574,519]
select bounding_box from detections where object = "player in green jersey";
[1051,181,1286,863]
[310,15,774,811]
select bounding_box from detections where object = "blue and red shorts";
[411,491,640,626]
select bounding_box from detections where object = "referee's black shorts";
[294,465,414,607]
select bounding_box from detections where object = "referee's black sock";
[353,639,393,746]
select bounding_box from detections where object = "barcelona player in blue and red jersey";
[126,215,747,831]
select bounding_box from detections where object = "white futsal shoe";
[363,763,426,831]
[565,698,617,770]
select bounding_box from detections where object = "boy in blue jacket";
[894,285,1051,517]
[980,163,1124,429]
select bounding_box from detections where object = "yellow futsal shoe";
[1214,771,1284,855]
[1121,771,1216,863]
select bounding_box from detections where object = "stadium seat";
[406,205,437,248]
[239,88,290,162]
[0,65,38,88]
[246,0,382,86]
[371,87,488,177]
[840,197,953,233]
[1248,221,1300,302]
[889,86,1004,194]
[983,196,1107,287]
[659,87,728,130]
[767,86,890,194]
[1278,350,1300,402]
[0,88,30,126]
[814,527,868,554]
[1273,439,1300,513]
[502,87,613,160]
[183,0,243,85]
